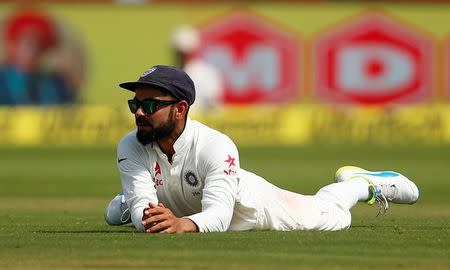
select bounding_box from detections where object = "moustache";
[135,117,152,127]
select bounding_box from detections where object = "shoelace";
[379,184,398,201]
[350,174,398,217]
[120,207,131,223]
[119,196,131,223]
[374,191,388,217]
[373,184,397,217]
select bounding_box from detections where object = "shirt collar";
[173,117,193,154]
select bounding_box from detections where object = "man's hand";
[141,203,198,233]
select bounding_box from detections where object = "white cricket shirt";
[118,118,283,232]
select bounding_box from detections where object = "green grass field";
[0,145,449,269]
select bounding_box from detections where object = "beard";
[136,108,176,146]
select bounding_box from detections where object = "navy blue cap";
[119,65,196,105]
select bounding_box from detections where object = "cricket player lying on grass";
[105,65,420,233]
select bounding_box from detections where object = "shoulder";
[194,120,236,149]
[193,120,239,164]
[118,130,138,149]
[117,130,149,159]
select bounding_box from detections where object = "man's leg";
[309,166,419,230]
[256,167,419,232]
[104,192,131,226]
[315,178,372,211]
[318,166,419,216]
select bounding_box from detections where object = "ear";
[174,100,189,120]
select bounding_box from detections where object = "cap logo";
[141,67,157,77]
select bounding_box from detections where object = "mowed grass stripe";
[0,145,449,269]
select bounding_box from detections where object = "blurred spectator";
[0,9,78,105]
[171,24,223,112]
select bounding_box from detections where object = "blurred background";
[0,0,449,202]
[0,0,448,147]
[0,2,449,268]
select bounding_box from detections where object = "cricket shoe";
[335,166,420,216]
[104,192,131,225]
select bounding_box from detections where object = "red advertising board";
[446,38,450,99]
[197,11,301,104]
[314,12,434,105]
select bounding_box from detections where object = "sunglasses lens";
[128,100,139,113]
[141,100,155,114]
[127,99,169,114]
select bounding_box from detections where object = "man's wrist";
[181,217,199,232]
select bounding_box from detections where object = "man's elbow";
[131,210,146,232]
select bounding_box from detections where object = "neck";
[157,120,186,163]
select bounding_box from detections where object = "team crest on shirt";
[184,171,199,187]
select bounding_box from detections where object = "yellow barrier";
[196,105,450,145]
[1,105,450,145]
[0,106,134,145]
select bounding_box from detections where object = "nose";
[135,106,146,117]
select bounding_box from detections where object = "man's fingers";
[142,212,169,226]
[142,207,152,220]
[149,202,164,208]
[143,207,151,216]
[141,205,178,233]
[143,206,167,217]
[142,219,160,230]
[149,208,166,216]
[147,220,171,233]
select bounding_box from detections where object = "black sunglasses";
[128,98,178,114]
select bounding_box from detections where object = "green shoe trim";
[348,175,376,205]
[366,184,376,205]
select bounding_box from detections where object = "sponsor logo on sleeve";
[153,162,163,186]
[224,154,237,175]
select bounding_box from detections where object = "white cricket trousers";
[253,181,364,231]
